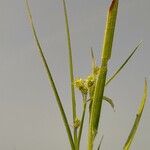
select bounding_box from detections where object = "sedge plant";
[25,0,148,150]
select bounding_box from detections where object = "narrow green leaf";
[106,41,142,86]
[97,135,104,150]
[103,96,115,111]
[25,1,75,149]
[91,47,96,73]
[62,0,77,147]
[123,79,148,150]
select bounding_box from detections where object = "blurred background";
[0,0,149,149]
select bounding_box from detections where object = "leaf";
[106,41,142,86]
[103,96,115,111]
[91,47,96,72]
[97,135,104,150]
[62,0,77,146]
[123,79,148,150]
[25,1,75,149]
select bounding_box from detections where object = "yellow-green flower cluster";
[73,117,81,129]
[86,75,95,88]
[93,66,100,76]
[74,74,97,95]
[74,78,88,95]
[74,66,101,97]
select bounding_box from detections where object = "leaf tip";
[109,0,119,11]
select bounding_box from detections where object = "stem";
[77,95,87,149]
[62,0,77,147]
[88,65,107,150]
[87,1,119,149]
[25,1,75,149]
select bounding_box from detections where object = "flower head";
[94,66,100,76]
[73,117,81,129]
[74,78,88,95]
[86,75,95,88]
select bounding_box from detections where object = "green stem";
[25,1,75,149]
[62,0,77,148]
[88,65,107,150]
[87,1,119,149]
[77,95,87,149]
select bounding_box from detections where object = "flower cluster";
[93,66,100,76]
[74,66,100,96]
[86,75,95,88]
[74,78,88,95]
[73,117,81,129]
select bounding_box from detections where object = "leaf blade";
[106,42,142,86]
[62,0,77,146]
[103,96,115,111]
[123,79,148,150]
[25,1,75,149]
[97,135,104,150]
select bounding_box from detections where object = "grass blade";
[62,0,77,146]
[88,1,119,149]
[91,47,96,74]
[106,41,142,86]
[25,1,75,149]
[123,79,148,150]
[103,96,115,111]
[97,135,104,150]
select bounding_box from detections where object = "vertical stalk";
[88,1,119,150]
[77,95,87,149]
[62,0,77,148]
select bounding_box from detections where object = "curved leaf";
[103,96,115,111]
[123,79,148,150]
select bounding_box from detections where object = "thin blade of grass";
[123,79,148,150]
[62,0,77,146]
[97,135,104,150]
[103,96,115,111]
[88,1,119,149]
[25,1,75,149]
[91,47,96,73]
[106,41,142,86]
